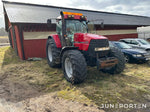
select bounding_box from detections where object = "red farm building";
[3,1,150,60]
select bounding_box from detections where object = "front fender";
[48,34,62,48]
[60,46,79,58]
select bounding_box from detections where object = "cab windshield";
[66,20,87,34]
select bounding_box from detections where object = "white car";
[119,38,150,53]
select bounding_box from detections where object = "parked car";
[147,38,150,42]
[119,38,150,53]
[109,41,150,63]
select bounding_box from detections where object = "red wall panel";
[22,33,137,59]
[104,33,138,41]
[23,39,47,59]
[14,25,23,59]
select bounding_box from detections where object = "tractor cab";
[55,12,88,46]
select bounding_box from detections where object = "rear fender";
[48,34,62,48]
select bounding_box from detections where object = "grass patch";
[126,83,150,94]
[57,87,92,105]
[0,46,150,111]
[0,47,22,67]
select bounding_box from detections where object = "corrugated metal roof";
[3,1,150,26]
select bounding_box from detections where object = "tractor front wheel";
[62,50,87,84]
[102,47,125,74]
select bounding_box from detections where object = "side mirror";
[101,22,104,28]
[47,19,52,27]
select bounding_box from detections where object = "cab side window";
[56,21,62,35]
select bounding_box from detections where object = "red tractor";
[46,11,125,84]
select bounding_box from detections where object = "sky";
[0,0,150,28]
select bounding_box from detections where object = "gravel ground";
[0,92,103,112]
[0,70,103,112]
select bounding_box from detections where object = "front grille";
[88,39,109,57]
[90,39,109,47]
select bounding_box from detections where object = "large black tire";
[46,38,61,67]
[62,50,87,84]
[102,47,125,74]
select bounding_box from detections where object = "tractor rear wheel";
[46,38,61,67]
[62,50,87,84]
[102,47,125,74]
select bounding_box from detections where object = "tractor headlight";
[95,47,110,51]
[132,54,142,57]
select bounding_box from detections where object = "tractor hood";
[74,33,107,42]
[74,33,108,51]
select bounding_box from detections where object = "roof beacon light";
[63,12,83,16]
